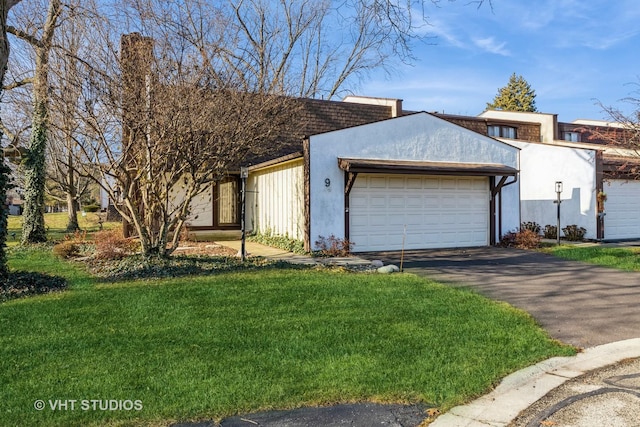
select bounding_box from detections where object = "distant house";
[3,156,24,216]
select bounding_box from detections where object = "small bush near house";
[93,229,140,260]
[520,221,541,234]
[52,241,80,259]
[314,234,354,256]
[562,225,587,241]
[52,230,90,259]
[543,225,558,239]
[500,229,541,249]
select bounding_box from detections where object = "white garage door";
[349,174,489,252]
[604,179,640,240]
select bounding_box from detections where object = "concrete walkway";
[221,240,374,268]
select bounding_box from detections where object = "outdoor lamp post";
[554,181,563,245]
[240,167,249,262]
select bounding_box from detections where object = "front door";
[214,177,241,229]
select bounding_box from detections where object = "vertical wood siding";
[248,160,304,240]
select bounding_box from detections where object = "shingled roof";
[247,97,394,165]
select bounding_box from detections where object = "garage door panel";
[604,180,640,239]
[369,176,387,188]
[388,177,406,188]
[406,178,422,189]
[350,174,489,251]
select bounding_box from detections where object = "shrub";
[543,225,558,239]
[248,231,305,254]
[520,221,541,234]
[53,230,89,258]
[93,229,140,260]
[83,204,100,213]
[314,235,354,257]
[562,225,586,241]
[500,229,541,249]
[53,241,80,259]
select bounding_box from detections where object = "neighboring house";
[440,111,602,241]
[472,110,639,241]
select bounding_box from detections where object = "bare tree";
[8,0,62,243]
[46,1,95,231]
[66,0,492,258]
[119,0,492,99]
[66,21,299,257]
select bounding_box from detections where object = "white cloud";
[472,37,510,56]
[419,18,467,49]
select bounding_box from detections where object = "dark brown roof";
[558,122,633,146]
[247,98,393,164]
[435,113,542,143]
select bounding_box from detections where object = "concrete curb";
[431,338,640,427]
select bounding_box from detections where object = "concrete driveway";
[368,247,640,349]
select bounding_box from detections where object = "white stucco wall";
[309,112,521,248]
[512,141,597,239]
[247,159,304,240]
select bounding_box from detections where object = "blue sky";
[360,0,640,122]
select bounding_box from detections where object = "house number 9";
[325,178,331,187]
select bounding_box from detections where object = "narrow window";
[562,131,580,142]
[488,125,517,139]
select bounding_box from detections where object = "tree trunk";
[65,150,79,232]
[66,194,79,232]
[21,100,48,243]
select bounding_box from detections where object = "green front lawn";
[546,245,640,271]
[0,248,575,426]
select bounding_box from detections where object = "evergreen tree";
[487,73,537,112]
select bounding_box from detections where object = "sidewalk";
[221,240,374,268]
[432,339,640,427]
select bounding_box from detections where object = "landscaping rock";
[370,260,384,267]
[377,264,399,274]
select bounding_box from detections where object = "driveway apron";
[369,247,640,349]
